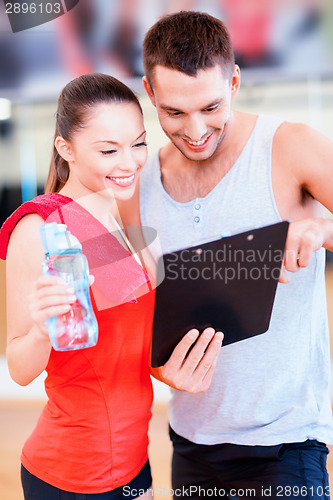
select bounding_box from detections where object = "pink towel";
[0,193,150,308]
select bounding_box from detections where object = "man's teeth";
[108,174,135,185]
[187,137,208,146]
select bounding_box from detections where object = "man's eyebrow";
[93,131,146,145]
[203,98,224,108]
[160,98,224,113]
[160,104,182,112]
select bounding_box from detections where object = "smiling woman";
[0,73,155,500]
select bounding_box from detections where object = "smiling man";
[139,10,333,500]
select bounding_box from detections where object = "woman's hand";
[28,275,77,337]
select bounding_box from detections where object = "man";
[139,10,333,500]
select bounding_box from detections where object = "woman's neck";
[59,185,119,231]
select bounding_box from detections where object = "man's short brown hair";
[142,11,235,88]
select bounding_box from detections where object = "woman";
[0,73,154,499]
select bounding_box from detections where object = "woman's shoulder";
[5,212,45,264]
[0,193,72,260]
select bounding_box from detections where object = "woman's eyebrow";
[93,131,146,145]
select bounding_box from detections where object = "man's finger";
[185,331,223,392]
[165,329,200,370]
[180,327,216,377]
[284,245,300,273]
[278,265,290,283]
[200,356,220,392]
[297,240,313,268]
[191,331,223,382]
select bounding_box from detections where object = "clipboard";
[151,221,289,367]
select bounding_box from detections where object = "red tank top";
[0,193,155,493]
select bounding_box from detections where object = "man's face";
[143,64,240,162]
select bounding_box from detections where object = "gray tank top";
[140,114,333,445]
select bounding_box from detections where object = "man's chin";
[174,142,217,162]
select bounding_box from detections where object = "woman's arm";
[6,214,75,386]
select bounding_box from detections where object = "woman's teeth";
[108,174,135,185]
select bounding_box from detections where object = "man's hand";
[151,327,223,393]
[279,218,332,283]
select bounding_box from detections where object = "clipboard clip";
[193,231,232,255]
[193,231,255,255]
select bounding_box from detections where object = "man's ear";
[54,136,74,163]
[142,76,156,107]
[230,65,241,99]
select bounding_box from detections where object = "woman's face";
[60,102,147,201]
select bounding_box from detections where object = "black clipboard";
[151,221,289,367]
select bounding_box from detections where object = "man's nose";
[184,115,207,142]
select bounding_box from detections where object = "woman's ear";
[54,136,74,163]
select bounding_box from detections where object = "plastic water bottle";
[40,222,98,351]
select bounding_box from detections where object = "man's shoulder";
[273,121,329,157]
[140,150,161,192]
[146,149,161,167]
[272,120,333,199]
[275,120,312,138]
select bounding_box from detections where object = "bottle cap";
[40,222,82,256]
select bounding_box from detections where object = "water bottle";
[40,222,98,351]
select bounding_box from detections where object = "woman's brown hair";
[45,73,142,193]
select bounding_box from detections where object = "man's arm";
[273,122,333,282]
